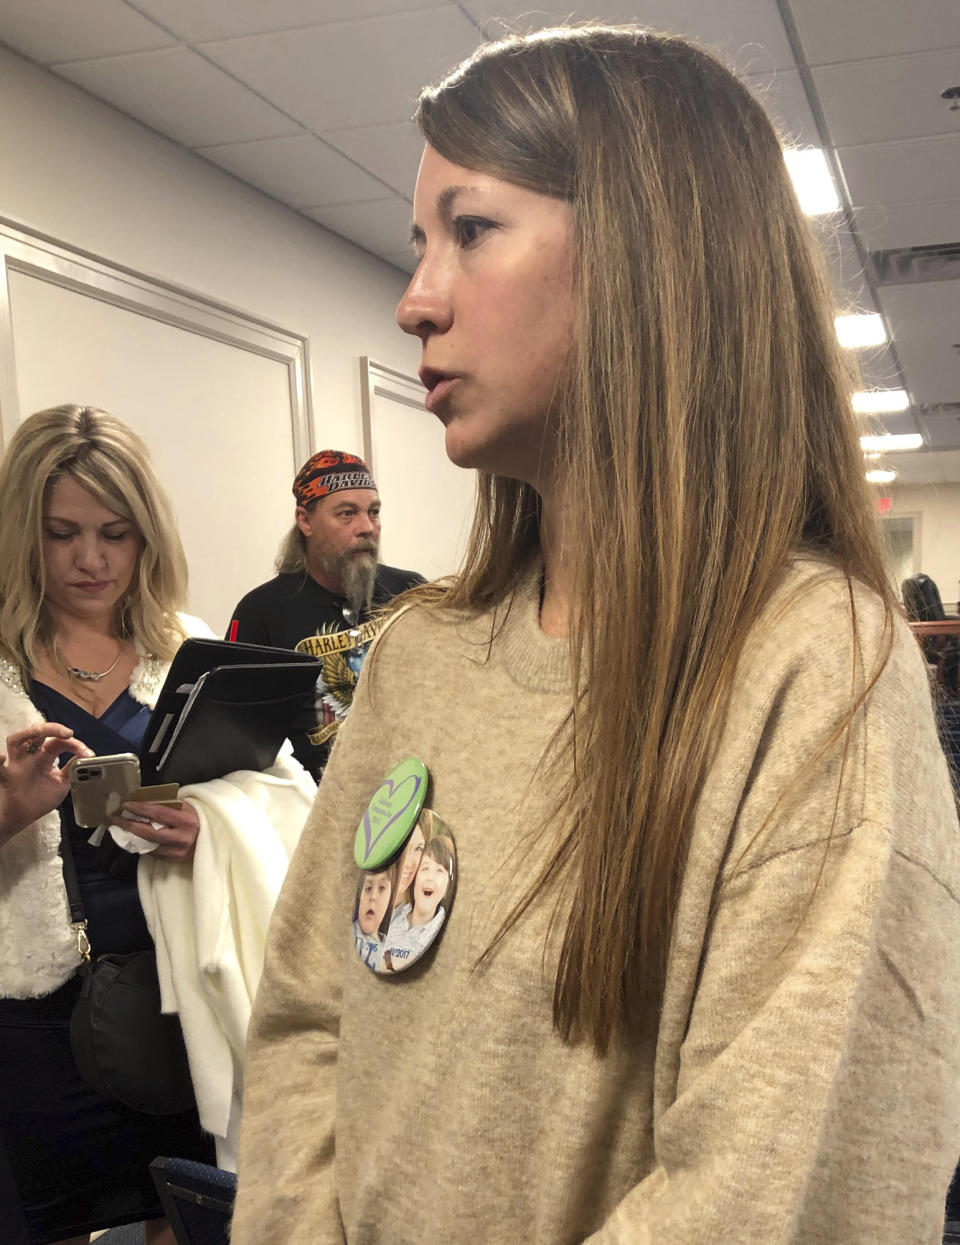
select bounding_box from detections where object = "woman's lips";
[420,367,461,414]
[71,581,110,592]
[424,377,459,414]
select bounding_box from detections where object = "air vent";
[870,242,960,286]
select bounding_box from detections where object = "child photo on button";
[381,833,456,974]
[352,869,393,971]
[391,808,436,915]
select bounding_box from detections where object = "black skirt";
[0,976,215,1243]
[2,681,216,1241]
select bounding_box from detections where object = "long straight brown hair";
[405,26,894,1053]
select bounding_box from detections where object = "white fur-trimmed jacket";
[0,615,212,999]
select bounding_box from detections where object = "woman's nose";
[75,536,107,569]
[396,261,453,339]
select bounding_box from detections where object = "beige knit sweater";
[232,561,960,1244]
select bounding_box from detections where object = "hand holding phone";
[68,753,142,828]
[0,723,93,845]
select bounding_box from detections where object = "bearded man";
[228,450,424,777]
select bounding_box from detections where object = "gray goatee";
[338,548,377,616]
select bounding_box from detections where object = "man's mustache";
[346,541,378,556]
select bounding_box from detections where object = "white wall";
[885,482,960,611]
[0,45,420,458]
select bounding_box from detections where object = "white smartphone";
[68,753,142,829]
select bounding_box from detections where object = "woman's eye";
[44,530,73,541]
[103,530,131,542]
[453,216,494,248]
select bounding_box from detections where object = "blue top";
[28,679,154,956]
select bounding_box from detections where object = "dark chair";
[903,572,949,623]
[948,1132,960,1245]
[940,700,960,798]
[903,573,960,697]
[149,1156,236,1245]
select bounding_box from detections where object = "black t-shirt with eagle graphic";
[228,565,424,778]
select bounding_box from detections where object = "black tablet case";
[140,638,320,787]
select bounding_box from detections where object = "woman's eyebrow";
[43,516,129,527]
[409,184,479,244]
[437,185,468,215]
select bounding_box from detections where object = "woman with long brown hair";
[232,25,960,1244]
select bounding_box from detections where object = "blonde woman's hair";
[0,405,189,671]
[402,26,895,1052]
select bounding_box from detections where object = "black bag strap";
[58,819,92,965]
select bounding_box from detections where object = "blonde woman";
[0,407,215,1244]
[232,26,960,1245]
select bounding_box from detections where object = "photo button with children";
[351,803,457,975]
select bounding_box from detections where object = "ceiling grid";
[0,0,955,481]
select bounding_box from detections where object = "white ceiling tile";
[461,0,796,73]
[854,200,960,252]
[743,66,819,145]
[201,8,482,132]
[304,197,413,254]
[838,136,960,206]
[916,409,960,452]
[324,121,424,197]
[897,448,960,484]
[859,410,923,439]
[813,50,960,147]
[52,46,302,147]
[791,0,960,65]
[877,281,960,405]
[0,0,948,454]
[0,0,175,63]
[461,0,639,34]
[885,450,955,485]
[198,134,392,206]
[379,249,419,275]
[131,0,433,42]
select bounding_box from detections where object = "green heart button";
[354,757,428,870]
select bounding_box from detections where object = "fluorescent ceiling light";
[783,148,841,215]
[835,314,887,348]
[852,389,910,414]
[865,468,897,484]
[859,433,923,452]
